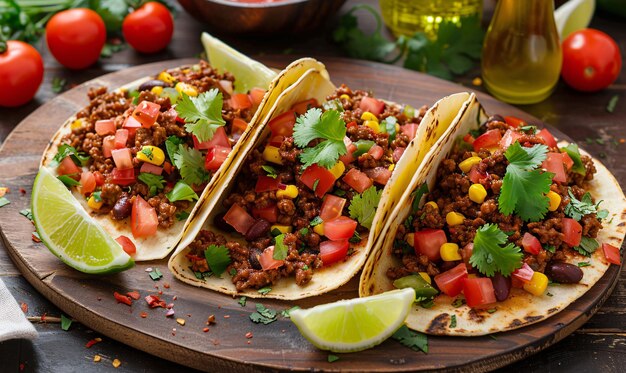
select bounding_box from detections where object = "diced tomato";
[393,147,405,163]
[291,98,318,115]
[230,93,252,110]
[123,115,142,131]
[111,148,133,170]
[102,135,116,158]
[115,235,136,255]
[512,263,534,283]
[114,292,132,306]
[110,167,136,186]
[114,129,129,149]
[319,240,349,266]
[218,79,233,95]
[522,232,542,255]
[95,119,116,136]
[463,277,496,308]
[145,295,166,308]
[468,165,488,184]
[414,228,447,261]
[324,216,357,241]
[542,152,567,183]
[602,243,621,265]
[320,195,347,221]
[562,152,574,171]
[463,133,475,144]
[140,162,163,175]
[473,129,502,152]
[57,156,81,176]
[511,276,525,288]
[162,161,173,174]
[342,168,373,193]
[132,101,161,128]
[359,96,385,116]
[252,204,278,223]
[339,139,357,165]
[269,135,285,147]
[255,175,284,193]
[126,291,140,300]
[223,203,256,235]
[80,171,96,194]
[400,123,418,140]
[346,121,357,130]
[249,88,266,107]
[364,167,392,185]
[131,196,158,238]
[232,117,248,135]
[537,128,557,148]
[503,116,526,128]
[300,164,336,198]
[562,218,582,247]
[205,145,231,171]
[258,246,284,270]
[434,263,468,297]
[268,110,296,137]
[193,126,231,150]
[368,144,384,160]
[93,171,105,186]
[499,129,523,149]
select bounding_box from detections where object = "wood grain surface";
[0,57,622,372]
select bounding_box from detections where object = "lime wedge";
[32,167,134,274]
[290,288,415,353]
[555,0,596,40]
[201,32,277,93]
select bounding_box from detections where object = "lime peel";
[555,0,596,40]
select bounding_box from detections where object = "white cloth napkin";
[0,278,38,341]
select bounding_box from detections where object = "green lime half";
[32,167,134,274]
[555,0,595,40]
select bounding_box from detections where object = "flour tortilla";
[360,96,626,335]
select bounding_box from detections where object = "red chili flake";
[245,332,253,339]
[163,282,170,289]
[41,313,46,322]
[186,314,192,317]
[154,284,159,289]
[223,315,230,319]
[126,291,140,300]
[85,338,102,348]
[20,302,28,313]
[19,363,25,371]
[202,327,209,333]
[144,295,166,308]
[207,315,216,325]
[114,292,132,306]
[158,290,163,295]
[20,188,26,194]
[31,233,41,243]
[172,296,177,301]
[140,312,148,318]
[247,341,251,345]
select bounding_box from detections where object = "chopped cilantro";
[51,144,90,167]
[165,136,185,163]
[323,98,344,112]
[404,215,414,230]
[560,144,586,175]
[349,186,382,229]
[470,224,523,277]
[312,179,320,192]
[392,325,428,353]
[573,236,599,257]
[149,268,163,281]
[273,234,288,260]
[565,189,603,221]
[258,287,272,295]
[419,298,435,309]
[0,197,10,208]
[19,209,33,221]
[299,228,309,236]
[607,95,619,113]
[394,239,413,254]
[577,261,591,267]
[238,296,247,307]
[57,175,80,188]
[138,173,165,196]
[166,181,198,202]
[349,230,362,243]
[449,314,457,328]
[310,216,323,226]
[334,189,346,197]
[176,89,225,142]
[172,144,210,186]
[229,268,237,276]
[411,183,429,213]
[545,245,556,253]
[380,116,397,141]
[262,165,279,179]
[91,191,102,203]
[302,264,309,270]
[293,108,347,169]
[141,147,153,159]
[328,354,340,363]
[486,308,497,314]
[204,245,231,277]
[52,77,66,93]
[519,125,537,134]
[280,306,300,318]
[451,298,465,308]
[250,303,277,324]
[176,211,190,221]
[270,228,282,237]
[61,314,72,331]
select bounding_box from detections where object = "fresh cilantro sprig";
[138,173,165,196]
[392,325,428,353]
[172,144,210,186]
[470,224,523,277]
[176,89,226,142]
[565,189,607,221]
[349,186,382,229]
[166,181,198,202]
[249,303,277,324]
[573,236,600,257]
[165,136,185,163]
[273,234,288,260]
[262,165,278,179]
[204,245,231,278]
[411,183,429,213]
[51,144,90,167]
[293,108,347,169]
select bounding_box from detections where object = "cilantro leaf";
[560,144,586,175]
[565,189,600,221]
[176,211,190,221]
[204,245,231,277]
[273,234,288,260]
[250,304,277,324]
[258,287,272,295]
[392,325,428,353]
[293,108,347,169]
[499,143,552,222]
[166,181,198,202]
[280,306,300,318]
[411,183,429,213]
[176,89,225,142]
[449,314,457,328]
[0,197,10,208]
[328,354,340,363]
[573,236,599,257]
[349,186,382,229]
[138,173,165,196]
[262,165,278,179]
[61,314,72,331]
[57,175,80,188]
[165,136,185,163]
[51,144,90,167]
[470,224,523,277]
[238,296,247,307]
[173,144,210,186]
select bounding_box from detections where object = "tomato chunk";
[504,116,526,128]
[499,129,523,149]
[324,216,357,241]
[230,93,252,110]
[602,243,621,265]
[393,147,405,163]
[115,235,136,255]
[223,203,256,235]
[512,263,534,283]
[268,110,297,137]
[320,195,347,221]
[561,152,574,171]
[522,232,542,255]
[473,129,502,152]
[434,263,468,297]
[95,119,116,136]
[140,162,163,175]
[205,145,231,171]
[252,204,278,223]
[463,277,496,308]
[255,175,284,193]
[364,167,392,186]
[80,171,96,194]
[249,88,266,107]
[93,171,105,186]
[367,144,384,160]
[114,129,129,149]
[537,128,557,148]
[193,126,231,150]
[131,196,158,238]
[258,246,284,270]
[232,117,248,135]
[414,228,447,261]
[132,100,161,128]
[319,240,349,266]
[562,218,582,247]
[542,152,567,183]
[300,164,336,198]
[102,135,115,158]
[342,168,373,193]
[111,148,133,170]
[359,96,385,116]
[111,167,136,186]
[291,98,318,115]
[468,165,488,184]
[58,156,81,176]
[400,123,418,140]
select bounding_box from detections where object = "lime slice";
[201,32,277,93]
[555,0,596,40]
[290,288,415,353]
[32,167,134,274]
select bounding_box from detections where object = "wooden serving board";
[0,58,621,372]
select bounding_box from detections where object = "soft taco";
[168,67,474,300]
[360,95,626,335]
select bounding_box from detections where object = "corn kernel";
[328,161,345,179]
[262,146,283,165]
[459,156,482,173]
[87,196,103,210]
[388,164,395,172]
[137,145,165,166]
[418,272,431,284]
[158,71,175,84]
[276,185,298,199]
[271,225,292,234]
[93,355,101,363]
[0,187,8,197]
[363,120,380,133]
[547,191,561,211]
[405,233,415,246]
[176,318,186,326]
[70,118,84,130]
[360,111,378,122]
[175,82,198,97]
[313,223,324,236]
[446,212,465,226]
[425,201,438,210]
[523,272,548,296]
[395,123,400,133]
[440,243,461,261]
[150,86,163,96]
[339,94,350,100]
[469,183,487,204]
[112,359,121,368]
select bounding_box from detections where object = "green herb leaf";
[577,261,591,267]
[312,179,320,192]
[0,197,10,208]
[176,89,226,142]
[449,314,457,328]
[52,144,90,167]
[257,286,272,295]
[299,227,309,236]
[349,230,362,243]
[349,186,382,229]
[565,189,600,221]
[470,224,523,277]
[392,325,428,353]
[328,354,340,363]
[204,245,231,277]
[165,136,185,164]
[411,183,429,213]
[249,304,277,324]
[52,77,66,93]
[280,306,300,318]
[61,314,72,331]
[173,144,210,186]
[573,236,600,257]
[256,303,276,319]
[57,175,80,188]
[262,165,278,179]
[310,216,323,226]
[166,181,199,202]
[273,234,288,260]
[607,95,619,113]
[138,173,165,196]
[19,208,33,221]
[451,298,465,308]
[293,108,347,169]
[238,296,247,307]
[100,41,126,58]
[560,144,586,175]
[176,211,190,221]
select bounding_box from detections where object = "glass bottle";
[481,0,562,104]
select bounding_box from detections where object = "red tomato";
[324,217,357,241]
[110,168,136,186]
[503,116,526,128]
[115,235,136,255]
[131,196,158,238]
[512,263,534,283]
[232,118,248,135]
[393,147,405,163]
[602,243,621,265]
[542,152,567,183]
[359,96,385,116]
[113,292,132,306]
[561,29,622,92]
[80,171,96,195]
[364,167,392,185]
[342,168,373,193]
[400,123,418,140]
[562,218,582,247]
[102,136,116,158]
[468,165,488,184]
[114,129,129,149]
[414,228,447,261]
[133,101,161,128]
[193,127,231,150]
[258,246,284,270]
[205,145,231,171]
[367,145,384,160]
[339,141,357,165]
[319,240,349,266]
[300,164,336,198]
[57,156,81,176]
[268,110,297,137]
[0,41,43,107]
[139,163,163,175]
[95,119,115,136]
[499,129,523,149]
[255,175,284,193]
[434,263,468,297]
[463,133,475,144]
[473,129,502,152]
[522,232,542,255]
[230,93,252,110]
[46,9,106,69]
[249,88,266,106]
[111,148,133,170]
[223,203,256,235]
[562,152,574,171]
[291,98,318,115]
[122,2,174,54]
[537,128,557,148]
[252,204,278,223]
[93,171,105,186]
[320,195,347,221]
[123,115,142,130]
[462,277,496,308]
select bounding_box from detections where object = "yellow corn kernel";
[328,161,345,179]
[150,86,163,96]
[459,156,482,173]
[87,195,103,210]
[361,111,378,122]
[175,82,198,97]
[523,272,549,296]
[425,201,438,210]
[112,359,121,368]
[137,145,165,166]
[363,120,380,133]
[70,118,84,130]
[276,185,298,199]
[405,233,415,247]
[182,69,190,74]
[339,94,350,100]
[418,272,431,284]
[471,152,478,157]
[440,243,461,261]
[469,183,487,204]
[271,225,292,234]
[262,146,283,165]
[93,355,101,363]
[0,187,8,197]
[158,71,175,84]
[395,123,400,133]
[446,212,465,226]
[547,191,561,211]
[313,223,324,236]
[388,164,395,172]
[176,318,186,326]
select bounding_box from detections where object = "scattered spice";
[223,315,230,319]
[245,332,253,339]
[126,291,140,300]
[163,282,170,289]
[203,327,209,333]
[85,338,102,348]
[176,318,185,325]
[114,292,132,306]
[140,312,148,318]
[172,296,178,301]
[207,315,216,325]
[19,188,26,194]
[112,359,121,368]
[166,309,175,317]
[20,302,28,313]
[93,355,101,363]
[145,295,166,308]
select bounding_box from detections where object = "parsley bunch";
[293,108,347,169]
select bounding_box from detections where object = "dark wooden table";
[1,1,624,371]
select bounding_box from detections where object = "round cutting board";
[0,57,621,372]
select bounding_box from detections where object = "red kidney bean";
[138,79,169,91]
[112,194,132,220]
[245,219,271,241]
[545,262,583,284]
[491,272,511,302]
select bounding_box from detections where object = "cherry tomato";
[122,2,174,54]
[46,9,106,69]
[561,29,622,92]
[0,41,44,107]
